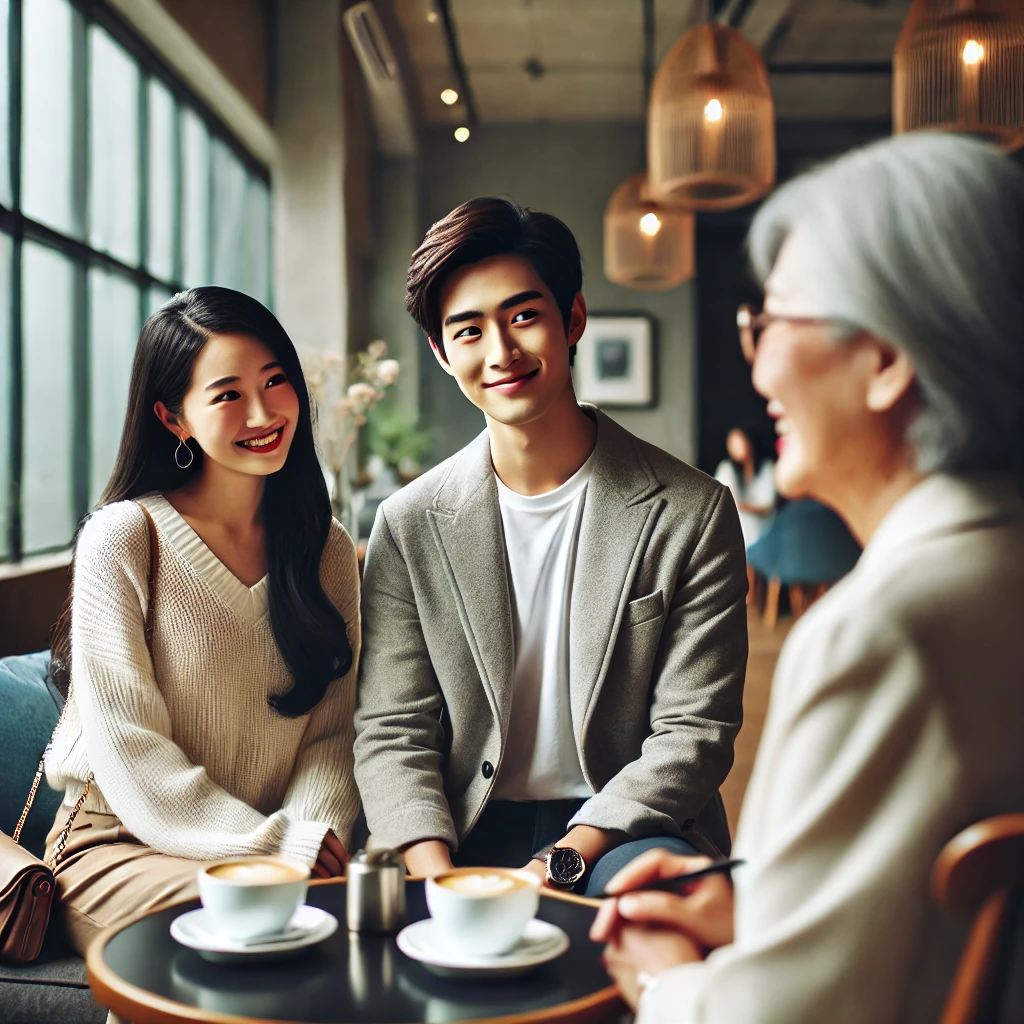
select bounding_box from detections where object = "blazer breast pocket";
[626,589,665,627]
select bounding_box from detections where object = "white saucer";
[170,905,337,963]
[396,917,569,979]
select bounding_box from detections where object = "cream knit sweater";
[45,492,362,865]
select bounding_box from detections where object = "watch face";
[548,846,585,887]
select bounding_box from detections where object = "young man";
[353,197,748,895]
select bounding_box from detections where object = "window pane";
[147,285,173,316]
[147,78,176,281]
[242,175,271,305]
[0,233,10,558]
[89,269,139,505]
[0,0,11,208]
[211,139,247,291]
[89,27,140,265]
[181,108,210,286]
[22,0,82,238]
[22,242,76,552]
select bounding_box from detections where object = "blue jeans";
[583,835,698,897]
[452,799,698,895]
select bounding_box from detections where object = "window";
[0,0,272,561]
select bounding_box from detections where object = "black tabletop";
[94,880,621,1023]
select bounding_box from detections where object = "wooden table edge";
[85,882,625,1024]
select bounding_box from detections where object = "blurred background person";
[592,132,1024,1024]
[714,425,776,550]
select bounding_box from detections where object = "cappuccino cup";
[197,856,309,941]
[426,868,540,957]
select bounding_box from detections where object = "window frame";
[2,0,271,562]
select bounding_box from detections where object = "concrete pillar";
[273,0,348,357]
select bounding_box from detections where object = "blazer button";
[481,761,494,779]
[683,818,696,829]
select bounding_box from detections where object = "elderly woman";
[592,132,1024,1023]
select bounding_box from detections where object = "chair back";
[932,814,1024,1024]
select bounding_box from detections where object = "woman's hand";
[602,924,703,1009]
[589,849,737,1007]
[311,831,348,879]
[591,849,736,950]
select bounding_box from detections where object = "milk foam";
[447,872,516,895]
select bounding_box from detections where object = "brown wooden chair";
[931,813,1024,1024]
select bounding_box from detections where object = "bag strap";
[13,500,160,851]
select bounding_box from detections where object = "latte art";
[206,860,306,885]
[436,871,528,896]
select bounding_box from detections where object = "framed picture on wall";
[574,314,655,408]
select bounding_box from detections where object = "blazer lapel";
[427,431,515,723]
[570,409,664,736]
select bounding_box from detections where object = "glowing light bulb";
[427,9,439,23]
[704,98,723,123]
[639,212,662,237]
[962,39,984,65]
[454,126,471,143]
[441,89,459,105]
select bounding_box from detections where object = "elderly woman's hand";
[601,923,703,1009]
[589,850,737,1006]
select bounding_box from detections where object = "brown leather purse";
[0,501,159,963]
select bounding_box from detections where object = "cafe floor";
[720,606,794,834]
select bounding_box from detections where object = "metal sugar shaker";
[346,848,406,933]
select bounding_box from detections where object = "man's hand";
[522,858,548,885]
[402,839,454,878]
[521,824,620,888]
[311,831,348,879]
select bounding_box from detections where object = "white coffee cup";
[425,867,541,957]
[197,856,310,941]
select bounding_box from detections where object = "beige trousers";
[44,803,213,956]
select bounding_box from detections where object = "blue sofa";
[0,653,105,1023]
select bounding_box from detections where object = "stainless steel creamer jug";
[345,848,406,933]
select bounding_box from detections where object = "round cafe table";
[85,878,626,1024]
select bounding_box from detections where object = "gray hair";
[748,132,1024,476]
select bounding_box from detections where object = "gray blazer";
[353,407,748,857]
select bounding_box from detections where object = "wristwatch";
[538,844,586,890]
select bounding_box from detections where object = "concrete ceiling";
[391,0,911,125]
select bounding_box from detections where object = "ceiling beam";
[736,0,801,50]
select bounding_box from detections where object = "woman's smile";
[236,425,286,453]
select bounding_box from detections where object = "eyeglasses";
[736,304,839,364]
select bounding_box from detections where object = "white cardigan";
[46,493,362,864]
[640,474,1024,1024]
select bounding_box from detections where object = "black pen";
[600,858,746,899]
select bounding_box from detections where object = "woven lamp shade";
[648,24,775,212]
[604,173,694,291]
[894,0,1024,149]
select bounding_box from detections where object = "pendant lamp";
[647,23,775,211]
[894,0,1024,150]
[604,173,694,291]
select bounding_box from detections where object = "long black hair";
[51,287,352,717]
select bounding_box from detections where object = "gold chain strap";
[47,775,92,869]
[12,758,46,845]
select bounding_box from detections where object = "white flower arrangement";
[302,341,400,515]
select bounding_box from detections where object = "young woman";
[714,425,776,549]
[45,287,359,954]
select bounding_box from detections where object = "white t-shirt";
[491,455,595,802]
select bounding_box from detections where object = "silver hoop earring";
[174,437,194,469]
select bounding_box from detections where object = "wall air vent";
[342,1,416,157]
[344,2,398,85]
